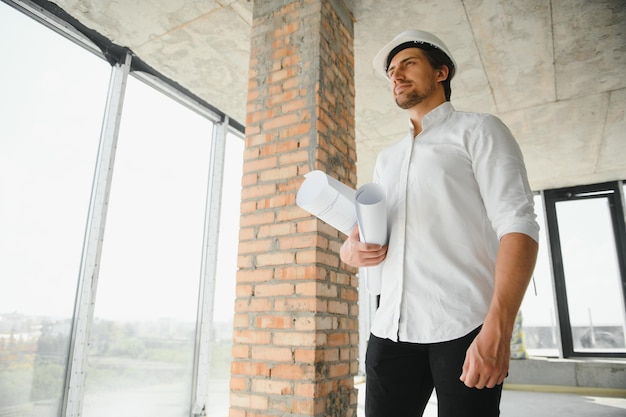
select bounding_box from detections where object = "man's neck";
[408,96,446,136]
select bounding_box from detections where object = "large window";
[0,1,243,416]
[81,76,214,417]
[520,183,626,359]
[0,2,109,415]
[545,182,626,357]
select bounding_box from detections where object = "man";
[340,30,539,417]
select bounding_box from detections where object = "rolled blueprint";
[296,170,357,235]
[296,171,387,295]
[355,183,387,295]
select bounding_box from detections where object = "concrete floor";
[355,382,626,417]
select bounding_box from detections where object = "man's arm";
[460,232,538,389]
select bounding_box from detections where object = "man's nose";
[391,70,404,84]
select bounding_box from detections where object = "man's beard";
[395,90,423,109]
[394,81,437,109]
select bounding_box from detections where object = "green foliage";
[0,365,33,407]
[31,357,64,402]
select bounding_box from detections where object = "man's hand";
[459,324,510,389]
[340,227,388,268]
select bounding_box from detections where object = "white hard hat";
[372,29,456,80]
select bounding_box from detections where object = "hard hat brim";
[372,30,457,80]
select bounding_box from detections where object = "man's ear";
[437,65,450,82]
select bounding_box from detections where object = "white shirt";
[371,102,540,343]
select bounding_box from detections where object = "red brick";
[274,297,325,313]
[292,398,315,415]
[238,238,273,254]
[233,313,248,328]
[274,265,324,281]
[324,348,339,362]
[242,156,278,173]
[256,252,295,267]
[239,200,257,214]
[279,149,311,165]
[328,300,348,315]
[230,376,247,391]
[295,282,338,297]
[278,234,319,250]
[327,332,349,346]
[259,165,299,182]
[234,297,273,313]
[328,362,350,378]
[294,381,316,397]
[256,194,294,209]
[231,361,271,377]
[231,345,249,359]
[239,211,275,227]
[241,184,277,200]
[233,330,272,345]
[254,282,294,297]
[251,379,293,395]
[238,226,255,241]
[255,315,293,329]
[251,346,293,362]
[241,173,258,186]
[236,284,253,297]
[257,222,295,237]
[270,363,316,380]
[236,268,273,283]
[272,331,317,347]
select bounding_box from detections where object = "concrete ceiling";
[51,0,626,190]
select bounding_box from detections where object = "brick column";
[230,0,357,416]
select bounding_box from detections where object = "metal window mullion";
[539,190,563,358]
[62,52,131,417]
[543,189,574,357]
[608,181,626,353]
[191,117,228,417]
[617,180,626,223]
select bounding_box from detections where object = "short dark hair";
[386,42,455,101]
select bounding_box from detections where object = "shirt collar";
[408,101,455,137]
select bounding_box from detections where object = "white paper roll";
[355,183,387,295]
[296,170,357,235]
[296,171,388,295]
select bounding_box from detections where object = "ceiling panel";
[464,0,555,112]
[553,0,626,100]
[45,0,626,189]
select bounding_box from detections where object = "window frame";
[544,181,626,358]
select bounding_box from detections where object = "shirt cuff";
[499,221,540,243]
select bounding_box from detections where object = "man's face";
[386,48,439,109]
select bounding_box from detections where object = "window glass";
[520,194,560,357]
[0,3,109,415]
[81,76,214,417]
[204,131,243,415]
[556,197,626,353]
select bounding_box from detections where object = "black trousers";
[365,327,502,417]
